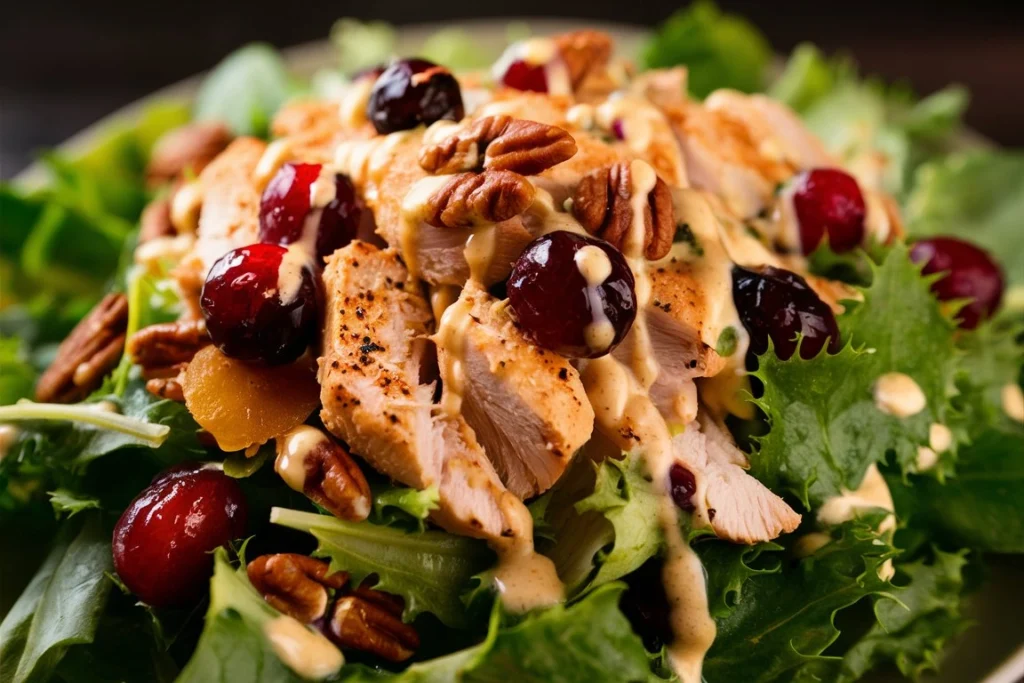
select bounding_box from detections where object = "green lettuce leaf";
[341,584,658,683]
[0,337,36,405]
[371,485,440,531]
[640,0,771,98]
[270,507,493,628]
[541,451,661,595]
[0,514,113,683]
[904,151,1024,307]
[47,489,101,518]
[702,520,897,683]
[420,29,497,71]
[839,547,969,681]
[697,540,783,618]
[194,44,298,138]
[330,19,397,75]
[951,320,1024,439]
[887,426,1024,553]
[751,245,958,507]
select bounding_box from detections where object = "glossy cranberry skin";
[499,59,549,92]
[201,243,318,365]
[910,237,1004,329]
[113,464,247,607]
[791,168,866,254]
[669,463,697,512]
[733,265,840,361]
[259,162,362,263]
[507,231,636,359]
[367,58,464,134]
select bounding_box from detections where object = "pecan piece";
[425,170,535,229]
[128,319,210,402]
[248,554,349,623]
[275,426,372,521]
[555,30,613,90]
[328,594,419,662]
[572,161,674,260]
[146,122,233,187]
[418,115,577,176]
[35,293,128,403]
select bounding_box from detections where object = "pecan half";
[418,116,577,176]
[146,122,233,187]
[328,594,419,662]
[35,294,128,403]
[425,170,535,229]
[275,427,373,521]
[248,554,349,623]
[127,319,210,402]
[555,30,613,90]
[572,161,674,260]
[138,196,176,243]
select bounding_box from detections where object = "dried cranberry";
[367,58,464,134]
[668,463,697,512]
[200,243,318,365]
[112,464,247,607]
[507,231,636,359]
[259,163,362,264]
[732,265,840,361]
[611,119,626,141]
[910,237,1004,329]
[791,168,866,254]
[499,59,549,92]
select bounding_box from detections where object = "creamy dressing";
[253,139,293,192]
[276,245,315,304]
[433,294,475,417]
[134,234,196,273]
[169,180,203,233]
[463,225,498,282]
[263,615,344,680]
[429,284,461,323]
[624,160,661,388]
[1002,383,1024,423]
[337,77,376,129]
[873,372,926,418]
[817,463,896,579]
[0,425,21,461]
[492,38,572,96]
[275,425,326,492]
[490,498,565,612]
[398,174,455,278]
[575,245,617,354]
[565,103,596,130]
[334,132,413,205]
[596,95,688,187]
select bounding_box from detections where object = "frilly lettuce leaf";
[839,547,970,682]
[951,320,1024,439]
[640,0,771,98]
[270,507,492,628]
[697,540,783,618]
[702,520,898,683]
[905,151,1024,308]
[751,244,959,507]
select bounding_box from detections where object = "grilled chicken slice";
[674,415,801,543]
[319,241,524,540]
[435,284,594,499]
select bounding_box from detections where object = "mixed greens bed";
[1,3,1022,682]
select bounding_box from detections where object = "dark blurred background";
[2,0,1022,179]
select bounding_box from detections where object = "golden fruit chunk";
[182,346,320,452]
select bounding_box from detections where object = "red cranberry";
[201,243,318,365]
[367,58,464,134]
[113,464,247,607]
[611,119,626,141]
[732,265,840,361]
[507,231,636,359]
[499,59,549,92]
[791,168,866,254]
[259,162,362,263]
[910,237,1004,329]
[669,463,697,512]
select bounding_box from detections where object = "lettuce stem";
[0,401,170,447]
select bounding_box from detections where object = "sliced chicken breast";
[435,284,594,499]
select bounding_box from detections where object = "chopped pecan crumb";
[328,594,419,662]
[418,115,577,176]
[274,433,373,521]
[247,554,349,623]
[35,294,128,403]
[572,161,674,260]
[146,122,233,187]
[425,169,535,229]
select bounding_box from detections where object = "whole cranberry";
[113,464,247,607]
[366,58,464,135]
[910,237,1004,329]
[507,231,636,359]
[733,265,840,361]
[259,162,362,263]
[668,463,697,512]
[791,168,866,254]
[499,59,549,92]
[201,243,318,365]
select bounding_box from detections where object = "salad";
[1,4,1022,683]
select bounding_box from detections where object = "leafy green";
[0,514,113,683]
[372,485,440,530]
[47,489,101,518]
[330,18,397,75]
[420,29,497,71]
[0,337,36,405]
[177,548,305,683]
[194,44,298,138]
[271,507,493,628]
[702,521,897,682]
[752,245,958,507]
[697,540,783,618]
[0,401,170,448]
[952,320,1024,438]
[640,1,771,98]
[341,584,658,683]
[542,452,661,595]
[839,548,969,682]
[905,151,1024,306]
[888,427,1024,553]
[769,43,854,113]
